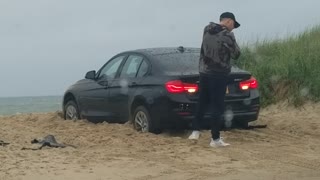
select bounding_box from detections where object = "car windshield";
[155,52,200,75]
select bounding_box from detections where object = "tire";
[132,106,161,134]
[64,100,80,120]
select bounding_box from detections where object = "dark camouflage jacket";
[199,22,241,76]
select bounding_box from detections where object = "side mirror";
[85,70,96,80]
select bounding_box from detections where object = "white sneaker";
[188,131,200,140]
[210,138,230,147]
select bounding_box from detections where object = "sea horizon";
[0,95,63,116]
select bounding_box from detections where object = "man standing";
[188,12,241,147]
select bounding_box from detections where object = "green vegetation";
[235,26,320,106]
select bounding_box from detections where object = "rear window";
[155,52,200,75]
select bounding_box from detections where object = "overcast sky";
[0,0,319,97]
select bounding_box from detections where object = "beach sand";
[1,103,320,180]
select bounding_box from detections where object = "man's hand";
[222,32,241,60]
[223,43,231,50]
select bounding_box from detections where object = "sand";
[1,103,320,180]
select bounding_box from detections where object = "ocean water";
[0,96,63,116]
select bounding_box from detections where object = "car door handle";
[98,80,108,87]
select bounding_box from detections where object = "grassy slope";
[235,26,320,106]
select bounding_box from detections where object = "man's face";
[224,19,235,31]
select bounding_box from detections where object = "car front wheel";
[64,100,80,120]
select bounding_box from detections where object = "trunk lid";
[179,67,252,101]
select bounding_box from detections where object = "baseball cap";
[220,12,240,28]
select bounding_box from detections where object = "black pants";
[192,74,227,140]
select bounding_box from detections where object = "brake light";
[165,80,198,93]
[239,77,258,90]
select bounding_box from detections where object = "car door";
[107,54,144,122]
[78,55,127,120]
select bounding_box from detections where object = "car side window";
[98,55,125,79]
[119,55,143,78]
[137,60,149,77]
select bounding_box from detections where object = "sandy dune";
[1,103,320,180]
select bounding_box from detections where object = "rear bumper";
[159,110,259,129]
[176,111,259,121]
[154,91,260,129]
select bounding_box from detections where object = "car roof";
[118,47,200,75]
[125,47,200,57]
[114,46,250,76]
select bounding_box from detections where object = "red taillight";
[165,80,198,94]
[239,77,258,90]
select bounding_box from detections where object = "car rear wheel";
[133,106,161,134]
[64,100,80,120]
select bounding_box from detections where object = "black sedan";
[63,47,260,133]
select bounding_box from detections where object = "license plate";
[226,86,229,94]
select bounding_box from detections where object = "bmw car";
[63,47,260,133]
